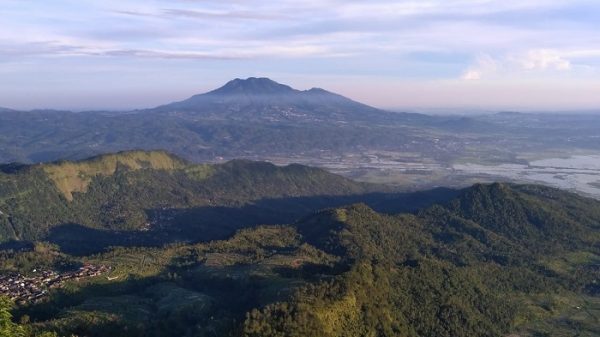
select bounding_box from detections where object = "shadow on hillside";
[46,188,459,256]
[15,253,340,337]
[0,239,33,252]
[0,163,31,174]
[14,274,161,333]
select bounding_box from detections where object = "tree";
[0,296,25,337]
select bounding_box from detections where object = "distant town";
[0,264,110,304]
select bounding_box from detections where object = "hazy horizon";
[2,76,599,114]
[1,0,599,111]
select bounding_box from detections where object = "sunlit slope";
[246,183,599,337]
[0,150,372,242]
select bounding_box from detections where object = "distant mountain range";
[0,77,599,168]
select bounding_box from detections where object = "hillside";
[1,182,597,337]
[0,150,379,252]
[42,150,187,201]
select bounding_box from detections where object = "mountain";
[0,150,389,253]
[3,182,597,337]
[151,77,393,123]
[208,77,296,95]
[265,183,599,337]
[1,78,599,182]
[0,78,443,164]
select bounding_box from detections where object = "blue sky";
[1,0,599,111]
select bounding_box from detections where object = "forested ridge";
[0,173,597,336]
[0,150,375,248]
[244,183,599,337]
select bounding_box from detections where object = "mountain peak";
[208,77,297,95]
[305,87,329,94]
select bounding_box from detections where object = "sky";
[0,0,599,111]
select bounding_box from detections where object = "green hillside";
[0,150,376,251]
[1,182,597,337]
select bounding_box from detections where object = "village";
[0,264,110,304]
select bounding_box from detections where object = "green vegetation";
[0,296,25,337]
[0,175,596,336]
[0,150,375,250]
[0,150,598,336]
[242,184,599,337]
[0,297,57,337]
[42,150,187,201]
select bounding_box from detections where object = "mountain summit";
[208,77,297,95]
[151,77,391,123]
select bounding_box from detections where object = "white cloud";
[462,70,481,81]
[564,49,600,58]
[336,0,567,19]
[461,48,585,80]
[1,0,596,64]
[462,54,498,80]
[519,49,571,71]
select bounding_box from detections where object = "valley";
[257,150,600,199]
[453,154,600,198]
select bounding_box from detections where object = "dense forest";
[0,150,383,251]
[0,153,597,337]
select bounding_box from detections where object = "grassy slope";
[42,150,187,201]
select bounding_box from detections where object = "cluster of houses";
[0,264,110,304]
